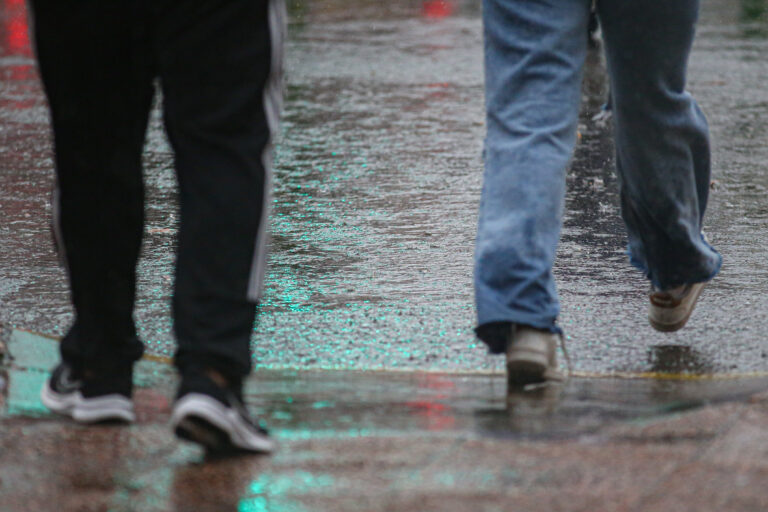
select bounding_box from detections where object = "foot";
[506,325,565,389]
[648,281,707,332]
[40,362,135,423]
[171,369,274,454]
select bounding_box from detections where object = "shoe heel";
[175,416,230,451]
[507,350,548,386]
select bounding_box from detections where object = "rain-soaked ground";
[4,330,768,511]
[7,329,768,439]
[4,3,768,510]
[2,0,768,377]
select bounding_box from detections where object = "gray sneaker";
[506,326,566,388]
[648,281,706,332]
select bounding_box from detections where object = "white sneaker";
[506,326,566,388]
[648,281,707,332]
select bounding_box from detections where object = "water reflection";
[403,373,457,431]
[741,0,768,37]
[474,375,768,439]
[7,427,136,510]
[0,0,31,58]
[56,430,126,501]
[238,471,332,512]
[172,456,271,512]
[741,0,768,21]
[501,385,563,434]
[3,368,768,508]
[286,0,478,25]
[647,345,715,375]
[422,0,455,19]
[0,0,38,104]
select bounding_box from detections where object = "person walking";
[474,0,722,387]
[32,0,284,454]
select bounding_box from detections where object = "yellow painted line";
[569,370,768,381]
[10,328,176,366]
[13,327,56,339]
[11,328,768,381]
[142,353,174,365]
[252,365,768,381]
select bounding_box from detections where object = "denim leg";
[598,0,722,289]
[475,0,591,351]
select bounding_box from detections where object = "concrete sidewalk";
[2,331,768,512]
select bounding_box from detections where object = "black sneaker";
[40,362,135,423]
[170,371,274,454]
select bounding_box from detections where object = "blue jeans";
[474,0,722,352]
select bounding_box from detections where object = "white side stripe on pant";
[247,0,286,301]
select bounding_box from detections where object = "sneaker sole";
[72,395,135,423]
[40,383,134,423]
[171,394,274,454]
[175,416,233,451]
[649,283,706,333]
[40,381,80,415]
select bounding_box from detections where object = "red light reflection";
[404,374,457,431]
[1,0,32,57]
[422,0,455,19]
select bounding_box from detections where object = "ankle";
[205,368,230,388]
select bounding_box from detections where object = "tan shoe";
[648,281,706,332]
[506,325,566,388]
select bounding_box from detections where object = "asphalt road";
[1,0,767,376]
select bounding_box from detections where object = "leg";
[598,0,721,290]
[30,0,152,375]
[158,0,282,453]
[157,0,281,382]
[475,0,591,353]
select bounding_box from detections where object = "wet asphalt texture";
[1,0,768,375]
[3,330,768,511]
[3,0,768,510]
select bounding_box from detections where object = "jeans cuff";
[475,320,561,354]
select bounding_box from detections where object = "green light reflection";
[238,471,334,512]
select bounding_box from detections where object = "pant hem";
[475,318,561,355]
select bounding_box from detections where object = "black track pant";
[29,0,284,380]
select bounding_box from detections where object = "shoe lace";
[558,332,572,380]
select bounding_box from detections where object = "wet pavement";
[1,0,768,375]
[3,0,768,510]
[4,330,768,511]
[7,330,768,440]
[6,331,768,512]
